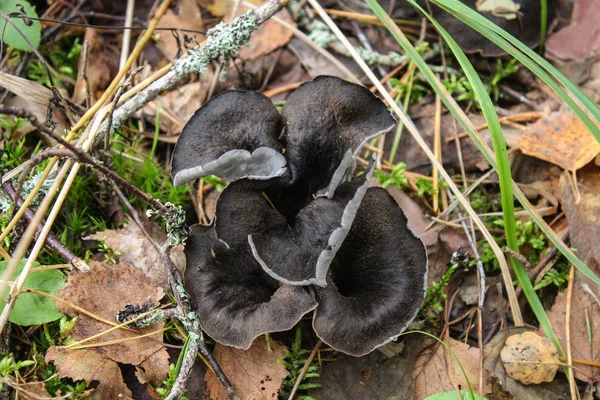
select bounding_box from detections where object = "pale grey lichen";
[146,202,188,245]
[174,10,258,76]
[0,171,55,213]
[308,21,336,48]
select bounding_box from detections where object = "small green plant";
[97,238,121,264]
[534,259,570,291]
[389,77,429,105]
[488,59,519,102]
[375,163,408,189]
[278,327,322,399]
[420,262,462,318]
[415,177,440,197]
[442,59,518,109]
[476,219,546,272]
[157,336,190,399]
[202,175,225,192]
[26,37,82,87]
[157,363,190,400]
[0,355,35,392]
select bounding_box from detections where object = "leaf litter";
[46,260,168,398]
[3,0,600,398]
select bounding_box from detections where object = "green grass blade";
[540,0,547,52]
[431,0,600,143]
[369,0,600,289]
[406,0,564,357]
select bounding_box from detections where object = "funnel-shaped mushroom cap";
[312,188,428,357]
[281,76,396,195]
[171,90,287,187]
[248,161,375,287]
[184,225,317,349]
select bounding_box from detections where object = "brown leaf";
[560,167,600,274]
[146,74,215,135]
[519,111,600,171]
[135,348,171,387]
[484,328,572,399]
[155,0,205,61]
[46,347,132,399]
[58,261,167,367]
[546,0,600,62]
[500,331,560,385]
[84,222,178,292]
[413,337,492,398]
[17,380,55,400]
[205,336,288,400]
[72,28,118,105]
[310,335,431,400]
[546,286,600,383]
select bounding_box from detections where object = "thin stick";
[119,0,136,70]
[433,93,441,212]
[565,265,577,400]
[2,182,87,271]
[288,340,322,400]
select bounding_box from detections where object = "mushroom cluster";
[172,76,428,356]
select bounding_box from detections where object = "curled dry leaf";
[560,167,600,276]
[46,347,132,399]
[500,331,559,385]
[84,221,184,292]
[413,337,492,399]
[518,111,600,171]
[49,261,169,397]
[546,284,600,383]
[205,336,288,400]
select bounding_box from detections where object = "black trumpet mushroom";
[172,76,428,357]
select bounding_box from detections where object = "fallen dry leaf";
[72,28,118,105]
[519,111,600,171]
[205,336,288,400]
[147,73,214,134]
[53,261,169,397]
[546,0,600,62]
[500,331,560,385]
[560,167,600,277]
[155,0,205,61]
[85,221,180,292]
[46,347,132,399]
[484,328,571,399]
[310,335,431,400]
[546,285,600,383]
[413,337,492,398]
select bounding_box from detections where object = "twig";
[288,340,322,400]
[565,265,577,399]
[165,338,199,400]
[2,182,88,271]
[119,0,136,70]
[81,40,91,109]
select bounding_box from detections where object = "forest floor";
[1,0,600,399]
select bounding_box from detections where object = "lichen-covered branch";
[100,0,289,135]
